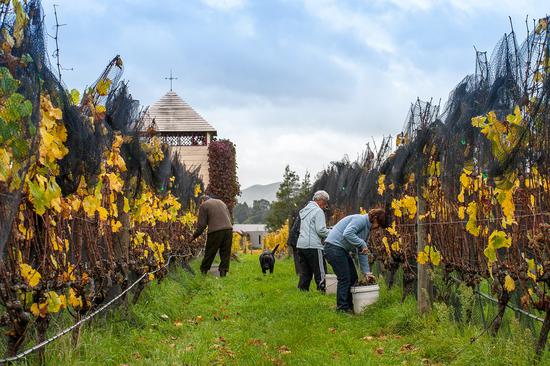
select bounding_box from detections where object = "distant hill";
[239,182,280,205]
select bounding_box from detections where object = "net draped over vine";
[0,0,205,357]
[311,18,550,355]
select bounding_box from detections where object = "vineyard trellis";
[310,17,550,358]
[0,0,213,362]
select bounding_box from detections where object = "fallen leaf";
[185,344,194,352]
[400,343,417,353]
[160,314,169,321]
[173,320,183,327]
[248,338,267,347]
[331,351,340,359]
[170,336,178,340]
[362,336,374,341]
[278,345,291,355]
[374,347,384,355]
[133,352,142,360]
[328,327,337,334]
[270,357,286,366]
[169,343,176,348]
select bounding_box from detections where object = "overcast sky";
[41,0,548,188]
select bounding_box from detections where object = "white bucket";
[325,274,337,294]
[351,285,380,314]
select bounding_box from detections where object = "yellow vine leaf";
[20,263,41,287]
[525,258,537,282]
[458,206,465,220]
[382,237,391,255]
[12,0,29,47]
[96,78,112,96]
[82,195,101,218]
[0,147,11,182]
[484,230,512,269]
[391,241,400,252]
[123,197,130,213]
[111,219,122,233]
[386,221,398,237]
[504,275,515,293]
[377,175,386,195]
[465,202,481,236]
[417,251,428,265]
[69,288,83,309]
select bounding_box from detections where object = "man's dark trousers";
[200,229,233,275]
[297,248,326,291]
[324,243,358,311]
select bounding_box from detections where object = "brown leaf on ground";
[328,327,337,334]
[247,338,267,347]
[169,343,176,348]
[160,314,169,321]
[188,315,204,325]
[184,344,194,352]
[173,320,183,327]
[270,357,286,366]
[374,347,384,355]
[399,343,417,353]
[362,335,374,341]
[133,352,142,360]
[278,345,291,355]
[215,336,227,344]
[331,351,341,359]
[170,336,178,340]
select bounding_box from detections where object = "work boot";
[219,270,227,277]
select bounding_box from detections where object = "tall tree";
[233,202,250,224]
[265,165,300,231]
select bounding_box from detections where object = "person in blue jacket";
[324,208,387,312]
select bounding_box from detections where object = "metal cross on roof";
[165,69,178,91]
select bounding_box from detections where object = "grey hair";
[312,190,330,201]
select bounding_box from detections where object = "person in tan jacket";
[192,195,233,276]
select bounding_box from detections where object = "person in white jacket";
[296,190,330,291]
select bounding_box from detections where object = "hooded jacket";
[325,214,372,273]
[296,201,330,250]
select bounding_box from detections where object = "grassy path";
[44,255,545,365]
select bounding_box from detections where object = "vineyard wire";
[0,254,191,364]
[395,211,550,227]
[445,275,545,323]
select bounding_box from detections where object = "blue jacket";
[296,201,329,250]
[325,214,372,273]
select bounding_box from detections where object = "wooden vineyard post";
[416,193,432,314]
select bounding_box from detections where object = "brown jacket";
[193,198,232,238]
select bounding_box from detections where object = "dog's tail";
[271,244,280,255]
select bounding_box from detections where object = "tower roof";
[142,91,216,133]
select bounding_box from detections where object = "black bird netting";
[0,0,205,359]
[311,17,550,357]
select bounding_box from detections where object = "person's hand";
[360,246,370,255]
[362,272,376,284]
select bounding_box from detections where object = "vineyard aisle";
[46,256,546,366]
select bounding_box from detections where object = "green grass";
[27,255,549,365]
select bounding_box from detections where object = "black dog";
[259,244,280,274]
